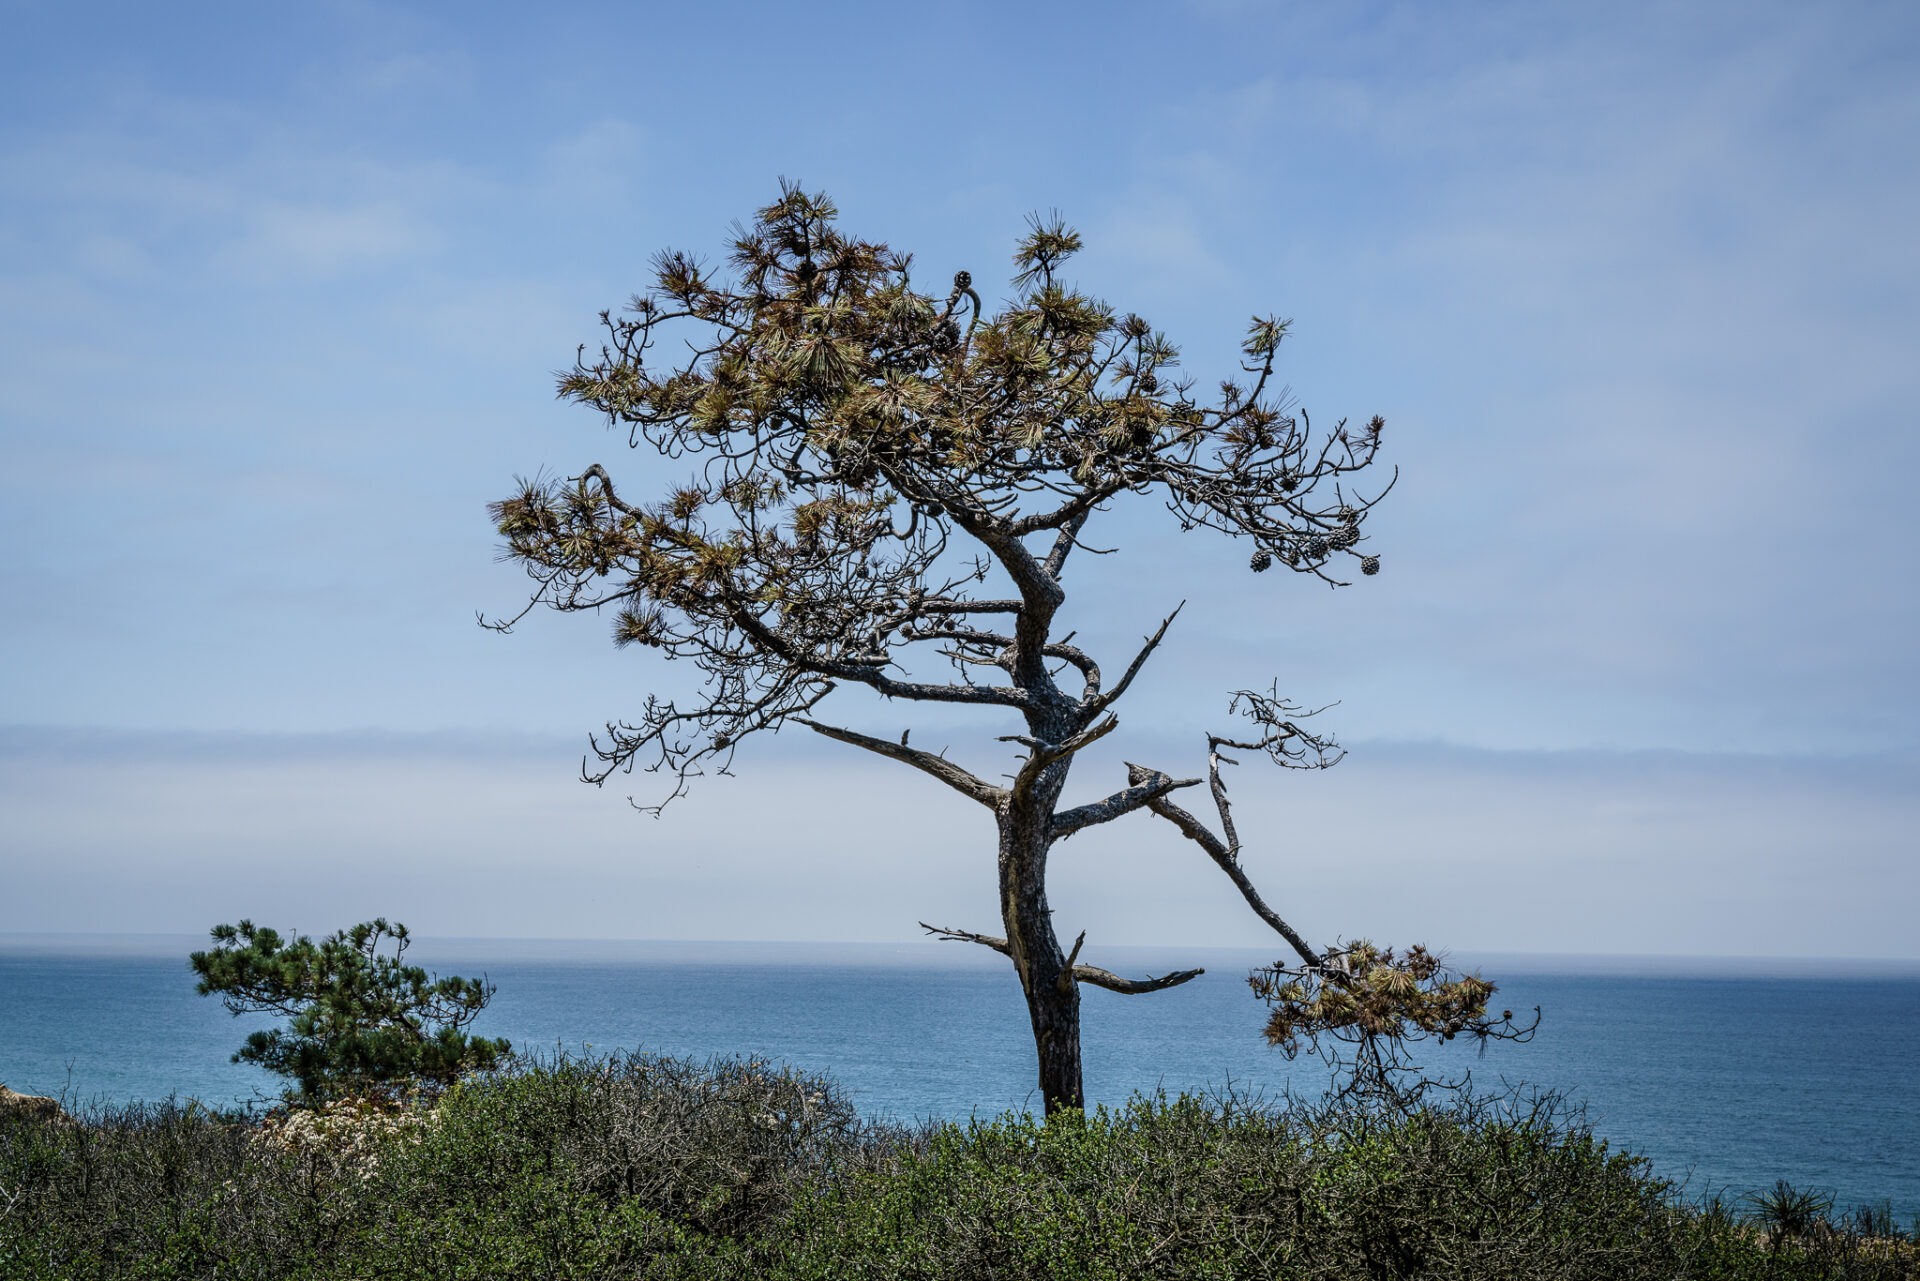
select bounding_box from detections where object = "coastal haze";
[2,0,1914,956]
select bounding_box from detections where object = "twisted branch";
[795,720,1005,809]
[919,923,1204,994]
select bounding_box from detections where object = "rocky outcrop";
[0,1082,75,1126]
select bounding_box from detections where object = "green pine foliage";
[2,1053,1913,1279]
[189,919,510,1102]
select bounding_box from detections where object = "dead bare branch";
[796,719,1005,809]
[920,923,1204,995]
[1125,762,1321,971]
[1083,604,1184,719]
[1052,773,1203,841]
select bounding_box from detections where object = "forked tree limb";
[1038,506,1095,577]
[919,922,1204,994]
[999,714,1121,798]
[1125,762,1322,970]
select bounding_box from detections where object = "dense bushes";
[780,1094,1673,1279]
[2,1053,1913,1279]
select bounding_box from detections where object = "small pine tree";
[190,918,510,1102]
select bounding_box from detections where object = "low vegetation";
[2,1052,1912,1279]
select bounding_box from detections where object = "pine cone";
[953,270,972,291]
[1280,474,1299,493]
[1250,549,1273,573]
[1138,372,1158,394]
[1330,526,1358,550]
[1361,556,1380,576]
[1305,537,1329,559]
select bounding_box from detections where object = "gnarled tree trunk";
[998,775,1082,1114]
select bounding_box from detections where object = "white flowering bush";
[251,1093,436,1179]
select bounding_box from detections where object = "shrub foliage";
[2,1053,1913,1279]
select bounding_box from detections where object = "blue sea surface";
[1,935,1915,1221]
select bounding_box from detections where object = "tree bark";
[997,690,1084,1115]
[999,803,1082,1114]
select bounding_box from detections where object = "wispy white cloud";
[0,118,481,285]
[213,197,431,278]
[541,118,649,202]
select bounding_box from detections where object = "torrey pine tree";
[490,184,1520,1112]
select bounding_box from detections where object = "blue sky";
[2,1,1915,956]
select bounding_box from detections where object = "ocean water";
[1,935,1915,1222]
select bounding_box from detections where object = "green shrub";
[2,1056,1912,1280]
[771,1091,1700,1280]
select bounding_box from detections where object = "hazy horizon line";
[5,931,1915,974]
